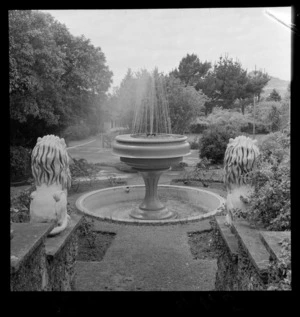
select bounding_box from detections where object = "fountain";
[76,69,225,224]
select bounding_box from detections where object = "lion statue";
[30,135,71,236]
[224,135,260,225]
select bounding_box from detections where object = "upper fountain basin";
[112,134,191,159]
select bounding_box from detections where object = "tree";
[246,70,271,101]
[165,75,208,134]
[106,68,138,131]
[280,84,290,131]
[170,53,211,88]
[267,89,282,102]
[9,10,113,146]
[197,55,249,113]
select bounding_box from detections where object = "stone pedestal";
[10,223,54,291]
[129,169,176,220]
[10,213,83,291]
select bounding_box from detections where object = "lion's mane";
[31,135,71,190]
[224,135,259,190]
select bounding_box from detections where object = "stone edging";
[212,215,291,290]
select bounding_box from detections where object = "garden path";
[74,218,218,291]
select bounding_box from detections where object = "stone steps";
[213,216,291,290]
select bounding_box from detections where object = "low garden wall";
[211,215,291,290]
[11,213,83,291]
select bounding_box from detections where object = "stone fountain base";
[130,205,176,220]
[75,185,225,225]
[128,169,177,220]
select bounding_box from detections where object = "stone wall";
[45,214,82,291]
[11,214,83,291]
[211,216,290,291]
[10,223,53,291]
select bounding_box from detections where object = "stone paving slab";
[215,216,239,257]
[11,223,54,272]
[75,219,217,291]
[75,259,217,291]
[259,231,291,261]
[231,221,270,273]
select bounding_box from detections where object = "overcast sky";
[42,8,291,91]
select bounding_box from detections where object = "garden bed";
[77,231,116,261]
[188,229,220,260]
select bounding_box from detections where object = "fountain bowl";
[75,185,225,225]
[112,134,191,170]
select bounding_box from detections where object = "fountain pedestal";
[130,169,176,220]
[113,133,191,221]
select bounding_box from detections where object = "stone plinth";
[45,213,83,291]
[10,223,54,291]
[10,213,83,291]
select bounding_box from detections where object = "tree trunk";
[241,103,245,115]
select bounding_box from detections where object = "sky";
[42,8,292,92]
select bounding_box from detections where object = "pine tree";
[267,89,282,102]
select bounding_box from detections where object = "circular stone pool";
[75,185,225,225]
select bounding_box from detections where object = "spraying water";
[131,68,172,136]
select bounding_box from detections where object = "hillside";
[261,76,290,99]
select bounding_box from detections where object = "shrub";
[189,136,200,149]
[61,123,90,141]
[267,238,291,290]
[78,217,96,248]
[198,125,238,164]
[254,101,282,133]
[10,185,35,223]
[259,131,290,162]
[171,161,188,171]
[10,146,32,182]
[245,131,290,230]
[189,120,209,133]
[240,121,270,134]
[69,158,102,192]
[206,107,249,132]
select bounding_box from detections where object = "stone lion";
[30,135,71,236]
[224,135,260,225]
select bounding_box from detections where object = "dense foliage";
[267,89,282,102]
[10,185,35,222]
[198,124,238,164]
[169,53,211,87]
[236,130,290,231]
[61,123,90,141]
[171,54,270,115]
[9,10,113,147]
[267,238,291,290]
[252,101,283,133]
[165,75,207,134]
[10,146,32,182]
[105,69,208,135]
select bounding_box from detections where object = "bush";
[61,123,90,141]
[244,131,290,231]
[240,121,270,134]
[206,107,249,132]
[198,125,238,164]
[171,161,188,171]
[267,238,291,290]
[189,120,209,134]
[189,136,200,149]
[10,146,32,182]
[10,185,35,223]
[253,101,282,133]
